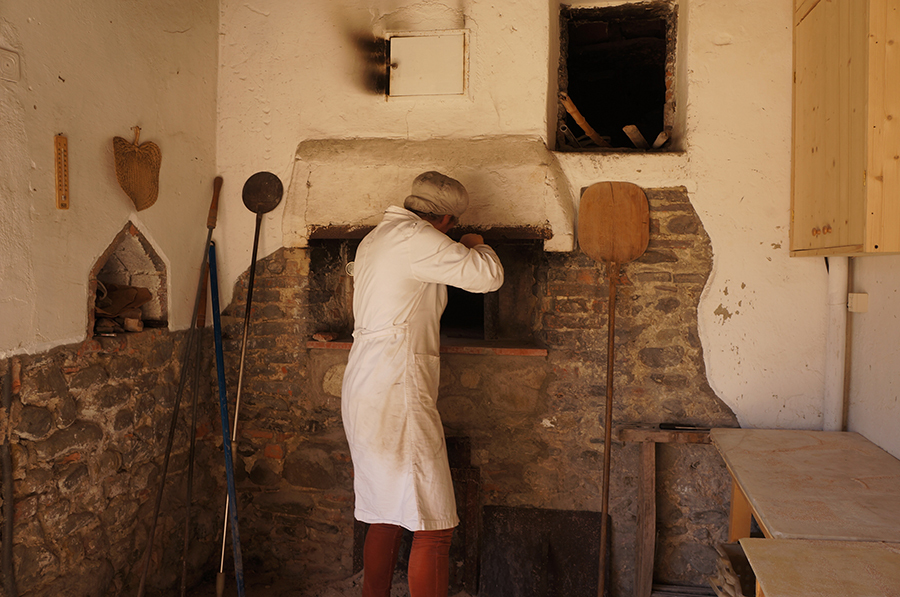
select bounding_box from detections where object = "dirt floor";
[188,571,474,597]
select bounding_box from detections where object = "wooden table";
[740,538,900,597]
[710,428,900,543]
[618,426,712,597]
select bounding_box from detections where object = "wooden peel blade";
[578,181,650,264]
[577,181,650,597]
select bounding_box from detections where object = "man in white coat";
[341,172,504,597]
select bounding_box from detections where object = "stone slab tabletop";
[740,538,900,597]
[710,428,900,542]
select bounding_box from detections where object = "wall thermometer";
[55,134,69,210]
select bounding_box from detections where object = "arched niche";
[88,222,168,337]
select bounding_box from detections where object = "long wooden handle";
[207,176,224,230]
[598,262,619,597]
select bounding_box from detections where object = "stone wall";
[0,186,737,596]
[438,187,738,591]
[1,330,223,596]
[216,186,738,595]
[216,249,356,584]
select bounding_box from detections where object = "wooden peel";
[578,181,650,597]
[113,126,161,211]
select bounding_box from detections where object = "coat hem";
[355,509,459,532]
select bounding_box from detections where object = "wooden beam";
[623,125,650,149]
[727,481,753,543]
[635,441,657,597]
[617,426,714,597]
[618,426,711,445]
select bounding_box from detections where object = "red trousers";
[361,523,454,597]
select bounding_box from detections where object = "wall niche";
[558,1,678,151]
[88,222,168,337]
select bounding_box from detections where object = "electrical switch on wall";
[848,293,869,313]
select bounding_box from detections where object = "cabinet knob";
[823,224,832,234]
[812,227,821,236]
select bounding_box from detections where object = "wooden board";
[626,442,657,597]
[740,539,900,597]
[791,0,867,253]
[711,428,900,542]
[479,506,605,597]
[578,182,649,265]
[618,426,711,445]
[617,427,713,597]
[794,0,821,25]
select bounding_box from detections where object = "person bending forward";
[341,172,504,597]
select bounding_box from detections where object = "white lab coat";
[341,206,504,531]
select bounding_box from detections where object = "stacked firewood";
[708,543,756,597]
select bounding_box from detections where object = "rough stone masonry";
[217,186,738,596]
[0,186,738,597]
[1,330,222,596]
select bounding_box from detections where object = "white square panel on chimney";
[388,31,467,97]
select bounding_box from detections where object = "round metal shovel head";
[242,171,284,214]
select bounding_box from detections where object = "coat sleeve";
[408,226,504,293]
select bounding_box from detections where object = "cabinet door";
[864,0,900,253]
[792,0,868,254]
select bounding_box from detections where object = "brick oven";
[211,136,740,596]
[0,139,738,597]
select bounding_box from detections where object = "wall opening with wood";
[558,2,677,151]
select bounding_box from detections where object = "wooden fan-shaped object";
[113,126,161,211]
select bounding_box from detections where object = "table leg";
[727,479,752,542]
[634,441,656,597]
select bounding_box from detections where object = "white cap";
[403,171,469,218]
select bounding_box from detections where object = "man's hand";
[460,233,485,248]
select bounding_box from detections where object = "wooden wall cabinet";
[791,0,900,256]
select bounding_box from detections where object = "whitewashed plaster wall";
[217,0,839,433]
[0,0,218,356]
[214,0,556,300]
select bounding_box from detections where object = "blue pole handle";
[208,241,246,597]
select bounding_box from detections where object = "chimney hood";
[282,136,576,252]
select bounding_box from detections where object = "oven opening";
[442,287,486,340]
[308,236,543,348]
